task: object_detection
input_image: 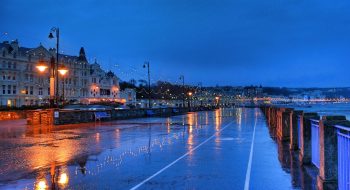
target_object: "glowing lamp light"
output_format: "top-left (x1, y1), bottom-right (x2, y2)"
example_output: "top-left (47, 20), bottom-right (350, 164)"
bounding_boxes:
top-left (36, 60), bottom-right (48, 72)
top-left (215, 96), bottom-right (220, 100)
top-left (36, 180), bottom-right (47, 190)
top-left (58, 173), bottom-right (69, 185)
top-left (188, 92), bottom-right (193, 96)
top-left (58, 65), bottom-right (68, 76)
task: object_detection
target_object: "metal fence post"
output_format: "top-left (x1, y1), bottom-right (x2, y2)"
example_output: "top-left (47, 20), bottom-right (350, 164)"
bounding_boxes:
top-left (291, 110), bottom-right (303, 150)
top-left (299, 112), bottom-right (319, 165)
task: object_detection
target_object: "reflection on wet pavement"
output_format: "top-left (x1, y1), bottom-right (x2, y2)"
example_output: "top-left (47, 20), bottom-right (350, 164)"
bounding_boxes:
top-left (0, 108), bottom-right (317, 189)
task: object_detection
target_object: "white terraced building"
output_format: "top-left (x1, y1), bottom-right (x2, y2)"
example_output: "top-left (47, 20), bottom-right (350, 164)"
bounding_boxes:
top-left (0, 40), bottom-right (121, 107)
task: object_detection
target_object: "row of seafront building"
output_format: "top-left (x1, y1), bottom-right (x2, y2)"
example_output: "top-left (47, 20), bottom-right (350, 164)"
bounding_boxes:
top-left (0, 39), bottom-right (266, 108)
top-left (0, 40), bottom-right (125, 107)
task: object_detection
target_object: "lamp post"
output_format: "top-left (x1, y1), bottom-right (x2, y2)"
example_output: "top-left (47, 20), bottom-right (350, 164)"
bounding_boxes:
top-left (188, 91), bottom-right (193, 109)
top-left (215, 96), bottom-right (220, 107)
top-left (179, 75), bottom-right (185, 107)
top-left (48, 27), bottom-right (60, 106)
top-left (36, 27), bottom-right (68, 107)
top-left (58, 64), bottom-right (68, 104)
top-left (143, 61), bottom-right (151, 108)
top-left (36, 58), bottom-right (54, 107)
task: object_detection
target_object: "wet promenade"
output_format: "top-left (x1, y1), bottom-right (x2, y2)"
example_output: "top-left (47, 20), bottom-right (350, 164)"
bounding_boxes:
top-left (0, 108), bottom-right (315, 189)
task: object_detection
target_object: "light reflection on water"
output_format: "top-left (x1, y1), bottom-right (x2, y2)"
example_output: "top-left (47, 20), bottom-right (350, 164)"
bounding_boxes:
top-left (0, 111), bottom-right (221, 189)
top-left (0, 108), bottom-right (317, 190)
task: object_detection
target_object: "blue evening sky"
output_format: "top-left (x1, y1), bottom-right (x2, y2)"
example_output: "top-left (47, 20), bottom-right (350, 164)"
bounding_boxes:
top-left (1, 0), bottom-right (350, 87)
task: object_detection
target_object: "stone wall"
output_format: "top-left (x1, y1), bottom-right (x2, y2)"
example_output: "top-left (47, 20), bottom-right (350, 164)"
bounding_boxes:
top-left (52, 107), bottom-right (196, 125)
top-left (0, 111), bottom-right (26, 120)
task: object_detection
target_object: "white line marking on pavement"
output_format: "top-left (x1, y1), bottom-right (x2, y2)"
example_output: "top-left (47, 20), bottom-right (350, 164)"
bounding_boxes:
top-left (244, 112), bottom-right (258, 190)
top-left (129, 121), bottom-right (234, 190)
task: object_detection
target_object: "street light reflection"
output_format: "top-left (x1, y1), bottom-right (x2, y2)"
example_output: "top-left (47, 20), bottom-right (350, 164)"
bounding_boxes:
top-left (36, 180), bottom-right (47, 190)
top-left (58, 172), bottom-right (69, 186)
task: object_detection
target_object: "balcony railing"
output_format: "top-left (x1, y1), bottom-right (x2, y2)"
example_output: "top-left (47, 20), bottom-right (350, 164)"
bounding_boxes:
top-left (335, 125), bottom-right (350, 190)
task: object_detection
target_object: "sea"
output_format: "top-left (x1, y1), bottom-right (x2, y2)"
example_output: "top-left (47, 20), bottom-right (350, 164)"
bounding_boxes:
top-left (285, 102), bottom-right (350, 120)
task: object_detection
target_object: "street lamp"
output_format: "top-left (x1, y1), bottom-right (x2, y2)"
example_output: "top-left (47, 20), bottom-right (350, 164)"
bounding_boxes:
top-left (36, 60), bottom-right (48, 72)
top-left (215, 96), bottom-right (220, 107)
top-left (49, 27), bottom-right (60, 106)
top-left (143, 61), bottom-right (151, 108)
top-left (188, 91), bottom-right (193, 108)
top-left (179, 75), bottom-right (185, 107)
top-left (58, 64), bottom-right (68, 103)
top-left (36, 57), bottom-right (55, 107)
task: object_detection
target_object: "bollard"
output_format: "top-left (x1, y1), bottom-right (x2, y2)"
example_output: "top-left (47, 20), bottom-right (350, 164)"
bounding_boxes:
top-left (290, 110), bottom-right (303, 150)
top-left (317, 116), bottom-right (347, 190)
top-left (299, 112), bottom-right (319, 165)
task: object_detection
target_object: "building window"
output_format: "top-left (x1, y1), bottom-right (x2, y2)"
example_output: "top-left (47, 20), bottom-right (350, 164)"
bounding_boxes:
top-left (7, 85), bottom-right (11, 94)
top-left (39, 88), bottom-right (43, 95)
top-left (2, 85), bottom-right (5, 94)
top-left (12, 73), bottom-right (16, 80)
top-left (2, 51), bottom-right (5, 57)
top-left (7, 62), bottom-right (11, 69)
top-left (25, 86), bottom-right (28, 95)
top-left (25, 74), bottom-right (29, 80)
top-left (7, 73), bottom-right (11, 80)
top-left (30, 74), bottom-right (33, 82)
top-left (13, 85), bottom-right (16, 94)
top-left (2, 73), bottom-right (5, 80)
top-left (48, 88), bottom-right (50, 95)
top-left (30, 86), bottom-right (33, 95)
top-left (13, 62), bottom-right (17, 69)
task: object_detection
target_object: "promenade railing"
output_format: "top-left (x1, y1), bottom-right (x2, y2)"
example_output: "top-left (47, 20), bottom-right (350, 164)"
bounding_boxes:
top-left (310, 119), bottom-right (320, 168)
top-left (335, 125), bottom-right (350, 190)
top-left (297, 115), bottom-right (301, 149)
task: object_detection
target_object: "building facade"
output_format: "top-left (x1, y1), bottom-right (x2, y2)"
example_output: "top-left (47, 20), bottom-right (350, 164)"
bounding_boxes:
top-left (0, 40), bottom-right (120, 107)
